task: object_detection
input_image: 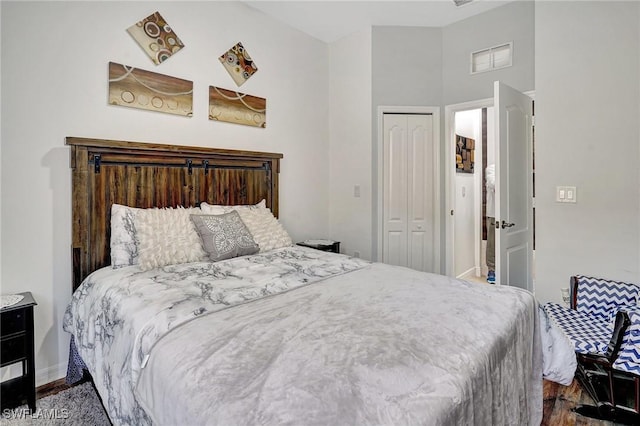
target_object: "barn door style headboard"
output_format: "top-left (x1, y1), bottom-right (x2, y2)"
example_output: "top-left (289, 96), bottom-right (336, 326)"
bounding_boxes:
top-left (66, 137), bottom-right (283, 291)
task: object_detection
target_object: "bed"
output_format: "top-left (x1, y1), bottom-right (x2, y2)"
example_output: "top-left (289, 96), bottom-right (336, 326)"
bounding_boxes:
top-left (62, 137), bottom-right (544, 425)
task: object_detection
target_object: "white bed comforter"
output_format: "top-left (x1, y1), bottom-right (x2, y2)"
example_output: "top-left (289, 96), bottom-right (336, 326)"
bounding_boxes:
top-left (64, 246), bottom-right (544, 426)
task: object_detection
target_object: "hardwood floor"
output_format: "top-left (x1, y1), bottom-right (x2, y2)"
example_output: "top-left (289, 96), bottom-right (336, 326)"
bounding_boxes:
top-left (35, 378), bottom-right (72, 399)
top-left (543, 379), bottom-right (620, 426)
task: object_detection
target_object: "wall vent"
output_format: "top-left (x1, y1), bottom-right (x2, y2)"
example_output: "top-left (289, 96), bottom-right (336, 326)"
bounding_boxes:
top-left (470, 42), bottom-right (513, 74)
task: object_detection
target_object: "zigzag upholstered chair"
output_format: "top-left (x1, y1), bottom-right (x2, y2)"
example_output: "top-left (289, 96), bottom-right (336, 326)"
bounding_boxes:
top-left (544, 275), bottom-right (640, 424)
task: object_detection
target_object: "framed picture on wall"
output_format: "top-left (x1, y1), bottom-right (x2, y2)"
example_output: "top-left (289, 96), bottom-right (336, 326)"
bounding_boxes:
top-left (218, 42), bottom-right (258, 87)
top-left (208, 85), bottom-right (265, 128)
top-left (456, 134), bottom-right (475, 173)
top-left (127, 11), bottom-right (185, 65)
top-left (108, 62), bottom-right (193, 117)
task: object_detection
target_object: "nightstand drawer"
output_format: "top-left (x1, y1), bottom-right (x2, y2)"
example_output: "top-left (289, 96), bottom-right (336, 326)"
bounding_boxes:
top-left (1, 333), bottom-right (27, 366)
top-left (0, 309), bottom-right (27, 336)
top-left (1, 292), bottom-right (37, 411)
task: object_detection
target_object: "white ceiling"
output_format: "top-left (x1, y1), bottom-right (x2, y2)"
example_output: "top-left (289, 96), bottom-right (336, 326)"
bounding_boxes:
top-left (244, 0), bottom-right (517, 43)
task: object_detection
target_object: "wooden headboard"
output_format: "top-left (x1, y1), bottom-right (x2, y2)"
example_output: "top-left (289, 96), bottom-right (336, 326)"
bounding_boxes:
top-left (66, 137), bottom-right (283, 291)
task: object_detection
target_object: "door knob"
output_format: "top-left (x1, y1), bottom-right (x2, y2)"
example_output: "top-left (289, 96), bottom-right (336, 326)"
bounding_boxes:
top-left (500, 220), bottom-right (515, 229)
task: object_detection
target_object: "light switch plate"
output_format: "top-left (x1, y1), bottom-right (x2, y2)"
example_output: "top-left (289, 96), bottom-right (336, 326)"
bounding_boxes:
top-left (556, 186), bottom-right (577, 203)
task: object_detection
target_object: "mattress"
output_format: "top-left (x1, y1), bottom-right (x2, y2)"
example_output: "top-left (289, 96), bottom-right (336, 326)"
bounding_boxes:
top-left (64, 246), bottom-right (543, 425)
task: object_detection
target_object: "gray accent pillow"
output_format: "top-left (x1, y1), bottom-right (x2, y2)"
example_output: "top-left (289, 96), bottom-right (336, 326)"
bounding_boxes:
top-left (190, 211), bottom-right (259, 262)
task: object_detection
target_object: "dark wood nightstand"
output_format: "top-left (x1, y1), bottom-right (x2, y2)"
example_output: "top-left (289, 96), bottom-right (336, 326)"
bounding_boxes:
top-left (297, 240), bottom-right (340, 253)
top-left (1, 292), bottom-right (37, 411)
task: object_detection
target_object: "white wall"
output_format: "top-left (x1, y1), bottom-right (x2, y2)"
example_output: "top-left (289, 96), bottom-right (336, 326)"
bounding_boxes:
top-left (368, 3), bottom-right (533, 268)
top-left (329, 29), bottom-right (372, 258)
top-left (442, 0), bottom-right (535, 105)
top-left (1, 1), bottom-right (330, 385)
top-left (371, 26), bottom-right (443, 261)
top-left (371, 26), bottom-right (443, 108)
top-left (534, 1), bottom-right (640, 302)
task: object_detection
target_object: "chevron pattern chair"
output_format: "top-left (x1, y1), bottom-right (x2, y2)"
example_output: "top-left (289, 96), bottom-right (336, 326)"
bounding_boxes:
top-left (613, 305), bottom-right (640, 375)
top-left (544, 275), bottom-right (640, 424)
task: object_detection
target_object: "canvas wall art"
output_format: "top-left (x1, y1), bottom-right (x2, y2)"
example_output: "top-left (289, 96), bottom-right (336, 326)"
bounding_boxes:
top-left (209, 86), bottom-right (265, 128)
top-left (456, 134), bottom-right (475, 173)
top-left (127, 11), bottom-right (184, 65)
top-left (108, 62), bottom-right (193, 117)
top-left (218, 42), bottom-right (258, 87)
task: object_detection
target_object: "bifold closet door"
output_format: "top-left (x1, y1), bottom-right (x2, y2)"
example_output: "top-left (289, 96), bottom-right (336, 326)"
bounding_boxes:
top-left (382, 113), bottom-right (435, 272)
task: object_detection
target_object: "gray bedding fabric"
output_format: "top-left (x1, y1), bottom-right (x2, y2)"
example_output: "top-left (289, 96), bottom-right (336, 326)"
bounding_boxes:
top-left (65, 246), bottom-right (543, 426)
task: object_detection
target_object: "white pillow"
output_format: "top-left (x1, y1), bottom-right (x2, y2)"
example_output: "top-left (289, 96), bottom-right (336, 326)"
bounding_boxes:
top-left (240, 208), bottom-right (293, 252)
top-left (200, 200), bottom-right (292, 252)
top-left (110, 204), bottom-right (141, 268)
top-left (134, 207), bottom-right (207, 270)
top-left (199, 199), bottom-right (266, 215)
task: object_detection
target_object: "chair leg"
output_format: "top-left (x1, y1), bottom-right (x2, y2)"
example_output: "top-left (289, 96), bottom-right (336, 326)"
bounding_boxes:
top-left (573, 404), bottom-right (640, 425)
top-left (574, 363), bottom-right (604, 407)
top-left (573, 367), bottom-right (640, 425)
top-left (635, 377), bottom-right (640, 413)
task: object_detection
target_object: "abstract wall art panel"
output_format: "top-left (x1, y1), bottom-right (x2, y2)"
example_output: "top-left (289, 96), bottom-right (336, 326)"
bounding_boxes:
top-left (209, 86), bottom-right (266, 128)
top-left (127, 11), bottom-right (184, 65)
top-left (218, 42), bottom-right (258, 87)
top-left (456, 134), bottom-right (475, 173)
top-left (108, 62), bottom-right (193, 117)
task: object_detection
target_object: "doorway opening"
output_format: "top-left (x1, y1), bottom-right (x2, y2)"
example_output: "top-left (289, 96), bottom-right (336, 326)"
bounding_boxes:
top-left (445, 88), bottom-right (536, 289)
top-left (453, 107), bottom-right (494, 284)
top-left (444, 97), bottom-right (493, 280)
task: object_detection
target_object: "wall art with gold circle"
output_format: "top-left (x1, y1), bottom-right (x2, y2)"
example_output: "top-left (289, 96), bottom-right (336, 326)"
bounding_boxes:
top-left (127, 11), bottom-right (185, 65)
top-left (218, 42), bottom-right (258, 87)
top-left (209, 85), bottom-right (265, 128)
top-left (109, 62), bottom-right (193, 117)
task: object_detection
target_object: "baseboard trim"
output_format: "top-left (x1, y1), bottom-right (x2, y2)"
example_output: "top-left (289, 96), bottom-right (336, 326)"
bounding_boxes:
top-left (36, 377), bottom-right (71, 399)
top-left (456, 266), bottom-right (477, 279)
top-left (36, 363), bottom-right (67, 388)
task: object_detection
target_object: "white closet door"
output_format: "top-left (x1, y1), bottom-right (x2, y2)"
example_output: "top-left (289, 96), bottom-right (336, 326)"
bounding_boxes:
top-left (407, 115), bottom-right (434, 272)
top-left (383, 113), bottom-right (435, 272)
top-left (383, 114), bottom-right (408, 267)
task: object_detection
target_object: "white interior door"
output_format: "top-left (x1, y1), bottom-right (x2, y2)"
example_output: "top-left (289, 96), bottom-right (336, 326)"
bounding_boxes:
top-left (494, 81), bottom-right (533, 291)
top-left (383, 114), bottom-right (409, 267)
top-left (383, 113), bottom-right (435, 272)
top-left (407, 115), bottom-right (435, 272)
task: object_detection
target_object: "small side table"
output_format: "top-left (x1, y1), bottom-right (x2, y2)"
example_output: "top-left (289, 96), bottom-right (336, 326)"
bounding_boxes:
top-left (1, 291), bottom-right (37, 411)
top-left (297, 239), bottom-right (340, 254)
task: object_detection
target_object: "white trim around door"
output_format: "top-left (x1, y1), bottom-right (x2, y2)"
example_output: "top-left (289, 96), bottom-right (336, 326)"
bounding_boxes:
top-left (444, 91), bottom-right (535, 279)
top-left (375, 105), bottom-right (441, 274)
top-left (444, 98), bottom-right (493, 277)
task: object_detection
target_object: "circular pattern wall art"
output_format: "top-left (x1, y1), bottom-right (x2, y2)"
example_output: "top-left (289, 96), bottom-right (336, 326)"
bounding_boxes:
top-left (209, 86), bottom-right (265, 128)
top-left (109, 62), bottom-right (193, 117)
top-left (127, 11), bottom-right (185, 65)
top-left (219, 42), bottom-right (258, 87)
